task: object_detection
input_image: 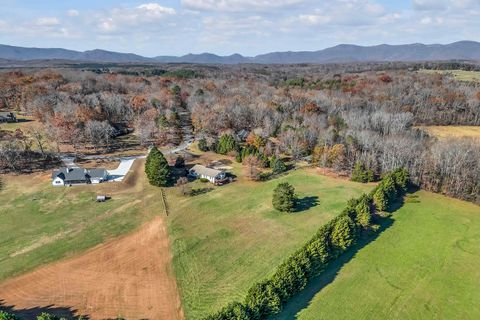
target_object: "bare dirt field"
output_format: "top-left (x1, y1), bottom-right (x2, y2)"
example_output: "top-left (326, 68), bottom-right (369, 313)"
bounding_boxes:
top-left (0, 216), bottom-right (184, 320)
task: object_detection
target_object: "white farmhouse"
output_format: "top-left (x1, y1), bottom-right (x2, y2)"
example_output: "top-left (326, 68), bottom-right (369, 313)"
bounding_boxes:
top-left (52, 167), bottom-right (108, 186)
top-left (189, 164), bottom-right (227, 185)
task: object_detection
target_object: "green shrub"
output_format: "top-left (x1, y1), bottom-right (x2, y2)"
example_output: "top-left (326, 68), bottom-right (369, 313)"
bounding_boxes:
top-left (217, 134), bottom-right (237, 155)
top-left (393, 168), bottom-right (410, 191)
top-left (245, 280), bottom-right (282, 318)
top-left (355, 195), bottom-right (372, 228)
top-left (331, 215), bottom-right (357, 251)
top-left (198, 138), bottom-right (209, 152)
top-left (200, 178), bottom-right (209, 183)
top-left (205, 302), bottom-right (251, 320)
top-left (271, 156), bottom-right (287, 174)
top-left (36, 313), bottom-right (61, 320)
top-left (0, 311), bottom-right (20, 320)
top-left (373, 188), bottom-right (388, 211)
top-left (351, 162), bottom-right (375, 183)
top-left (272, 182), bottom-right (297, 212)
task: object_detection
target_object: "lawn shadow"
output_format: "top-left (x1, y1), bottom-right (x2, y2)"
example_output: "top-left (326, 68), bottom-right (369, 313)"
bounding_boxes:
top-left (387, 185), bottom-right (419, 213)
top-left (0, 300), bottom-right (88, 319)
top-left (15, 118), bottom-right (34, 124)
top-left (295, 196), bottom-right (319, 212)
top-left (269, 216), bottom-right (395, 320)
top-left (190, 187), bottom-right (214, 196)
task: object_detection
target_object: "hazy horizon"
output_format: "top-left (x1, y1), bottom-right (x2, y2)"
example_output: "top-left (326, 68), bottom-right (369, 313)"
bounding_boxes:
top-left (0, 0), bottom-right (479, 56)
top-left (1, 40), bottom-right (479, 58)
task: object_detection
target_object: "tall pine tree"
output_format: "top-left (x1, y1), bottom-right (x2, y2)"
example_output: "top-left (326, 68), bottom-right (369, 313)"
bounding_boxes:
top-left (145, 146), bottom-right (170, 187)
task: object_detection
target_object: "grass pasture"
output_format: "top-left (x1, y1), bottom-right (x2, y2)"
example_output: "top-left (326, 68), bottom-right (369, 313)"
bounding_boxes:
top-left (420, 69), bottom-right (480, 82)
top-left (418, 125), bottom-right (480, 140)
top-left (0, 159), bottom-right (161, 281)
top-left (275, 190), bottom-right (480, 320)
top-left (166, 158), bottom-right (373, 319)
top-left (0, 114), bottom-right (38, 132)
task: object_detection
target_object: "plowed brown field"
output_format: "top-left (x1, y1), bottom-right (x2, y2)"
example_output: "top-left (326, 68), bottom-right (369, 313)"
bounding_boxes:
top-left (0, 215), bottom-right (184, 320)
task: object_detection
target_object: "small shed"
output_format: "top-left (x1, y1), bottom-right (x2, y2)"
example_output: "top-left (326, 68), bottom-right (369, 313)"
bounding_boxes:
top-left (96, 195), bottom-right (107, 202)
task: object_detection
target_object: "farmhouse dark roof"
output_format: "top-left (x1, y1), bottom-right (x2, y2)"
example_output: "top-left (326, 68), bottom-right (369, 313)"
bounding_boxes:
top-left (88, 168), bottom-right (107, 179)
top-left (52, 167), bottom-right (107, 182)
top-left (52, 168), bottom-right (88, 181)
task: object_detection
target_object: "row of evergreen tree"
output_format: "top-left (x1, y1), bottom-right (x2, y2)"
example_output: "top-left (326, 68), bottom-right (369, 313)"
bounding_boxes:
top-left (0, 311), bottom-right (80, 320)
top-left (204, 168), bottom-right (410, 320)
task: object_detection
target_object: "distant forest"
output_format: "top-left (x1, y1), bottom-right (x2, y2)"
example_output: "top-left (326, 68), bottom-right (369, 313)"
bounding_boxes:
top-left (0, 61), bottom-right (479, 203)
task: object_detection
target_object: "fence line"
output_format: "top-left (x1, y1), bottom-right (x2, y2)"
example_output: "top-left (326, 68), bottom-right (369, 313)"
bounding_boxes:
top-left (160, 188), bottom-right (169, 216)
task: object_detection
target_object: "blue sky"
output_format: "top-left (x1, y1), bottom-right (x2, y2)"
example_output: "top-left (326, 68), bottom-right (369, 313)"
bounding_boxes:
top-left (0, 0), bottom-right (479, 56)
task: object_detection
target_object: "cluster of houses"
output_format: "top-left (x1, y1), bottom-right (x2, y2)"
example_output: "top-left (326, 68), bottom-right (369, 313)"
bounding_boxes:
top-left (52, 167), bottom-right (108, 186)
top-left (0, 112), bottom-right (17, 123)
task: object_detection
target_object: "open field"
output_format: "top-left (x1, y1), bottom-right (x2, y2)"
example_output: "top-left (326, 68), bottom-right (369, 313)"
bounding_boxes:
top-left (0, 160), bottom-right (148, 281)
top-left (0, 114), bottom-right (39, 132)
top-left (0, 160), bottom-right (183, 319)
top-left (277, 190), bottom-right (480, 319)
top-left (418, 126), bottom-right (480, 140)
top-left (420, 69), bottom-right (480, 82)
top-left (166, 154), bottom-right (373, 319)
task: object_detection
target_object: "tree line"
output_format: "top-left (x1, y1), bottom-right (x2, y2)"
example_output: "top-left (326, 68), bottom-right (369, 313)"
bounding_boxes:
top-left (1, 64), bottom-right (478, 202)
top-left (0, 311), bottom-right (85, 320)
top-left (204, 169), bottom-right (410, 319)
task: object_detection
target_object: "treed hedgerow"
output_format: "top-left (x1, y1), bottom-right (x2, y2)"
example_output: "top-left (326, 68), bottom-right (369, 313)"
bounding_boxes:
top-left (204, 168), bottom-right (409, 320)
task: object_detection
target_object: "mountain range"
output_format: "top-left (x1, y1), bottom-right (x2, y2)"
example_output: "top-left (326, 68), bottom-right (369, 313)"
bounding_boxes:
top-left (1, 41), bottom-right (480, 64)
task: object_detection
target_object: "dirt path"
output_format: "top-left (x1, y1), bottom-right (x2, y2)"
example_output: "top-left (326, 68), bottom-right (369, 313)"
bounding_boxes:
top-left (0, 216), bottom-right (184, 320)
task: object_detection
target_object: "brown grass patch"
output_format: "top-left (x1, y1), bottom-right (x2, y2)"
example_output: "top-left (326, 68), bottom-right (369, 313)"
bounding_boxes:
top-left (0, 217), bottom-right (184, 320)
top-left (418, 126), bottom-right (480, 140)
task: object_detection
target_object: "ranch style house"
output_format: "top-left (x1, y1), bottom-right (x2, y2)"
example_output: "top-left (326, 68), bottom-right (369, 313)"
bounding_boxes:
top-left (52, 167), bottom-right (108, 186)
top-left (189, 164), bottom-right (228, 185)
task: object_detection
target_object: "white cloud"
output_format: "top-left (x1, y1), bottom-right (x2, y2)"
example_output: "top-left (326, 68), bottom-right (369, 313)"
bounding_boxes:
top-left (94, 3), bottom-right (176, 34)
top-left (295, 0), bottom-right (386, 27)
top-left (181, 0), bottom-right (306, 12)
top-left (137, 3), bottom-right (176, 15)
top-left (35, 17), bottom-right (60, 27)
top-left (67, 10), bottom-right (80, 17)
top-left (298, 14), bottom-right (331, 25)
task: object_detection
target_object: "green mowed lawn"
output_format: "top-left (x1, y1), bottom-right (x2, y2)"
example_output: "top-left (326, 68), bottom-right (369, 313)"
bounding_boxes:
top-left (166, 168), bottom-right (372, 319)
top-left (289, 190), bottom-right (480, 320)
top-left (0, 162), bottom-right (158, 281)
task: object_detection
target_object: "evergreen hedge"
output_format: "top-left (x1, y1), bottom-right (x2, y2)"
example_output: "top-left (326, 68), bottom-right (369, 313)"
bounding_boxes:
top-left (204, 168), bottom-right (410, 320)
top-left (351, 162), bottom-right (376, 183)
